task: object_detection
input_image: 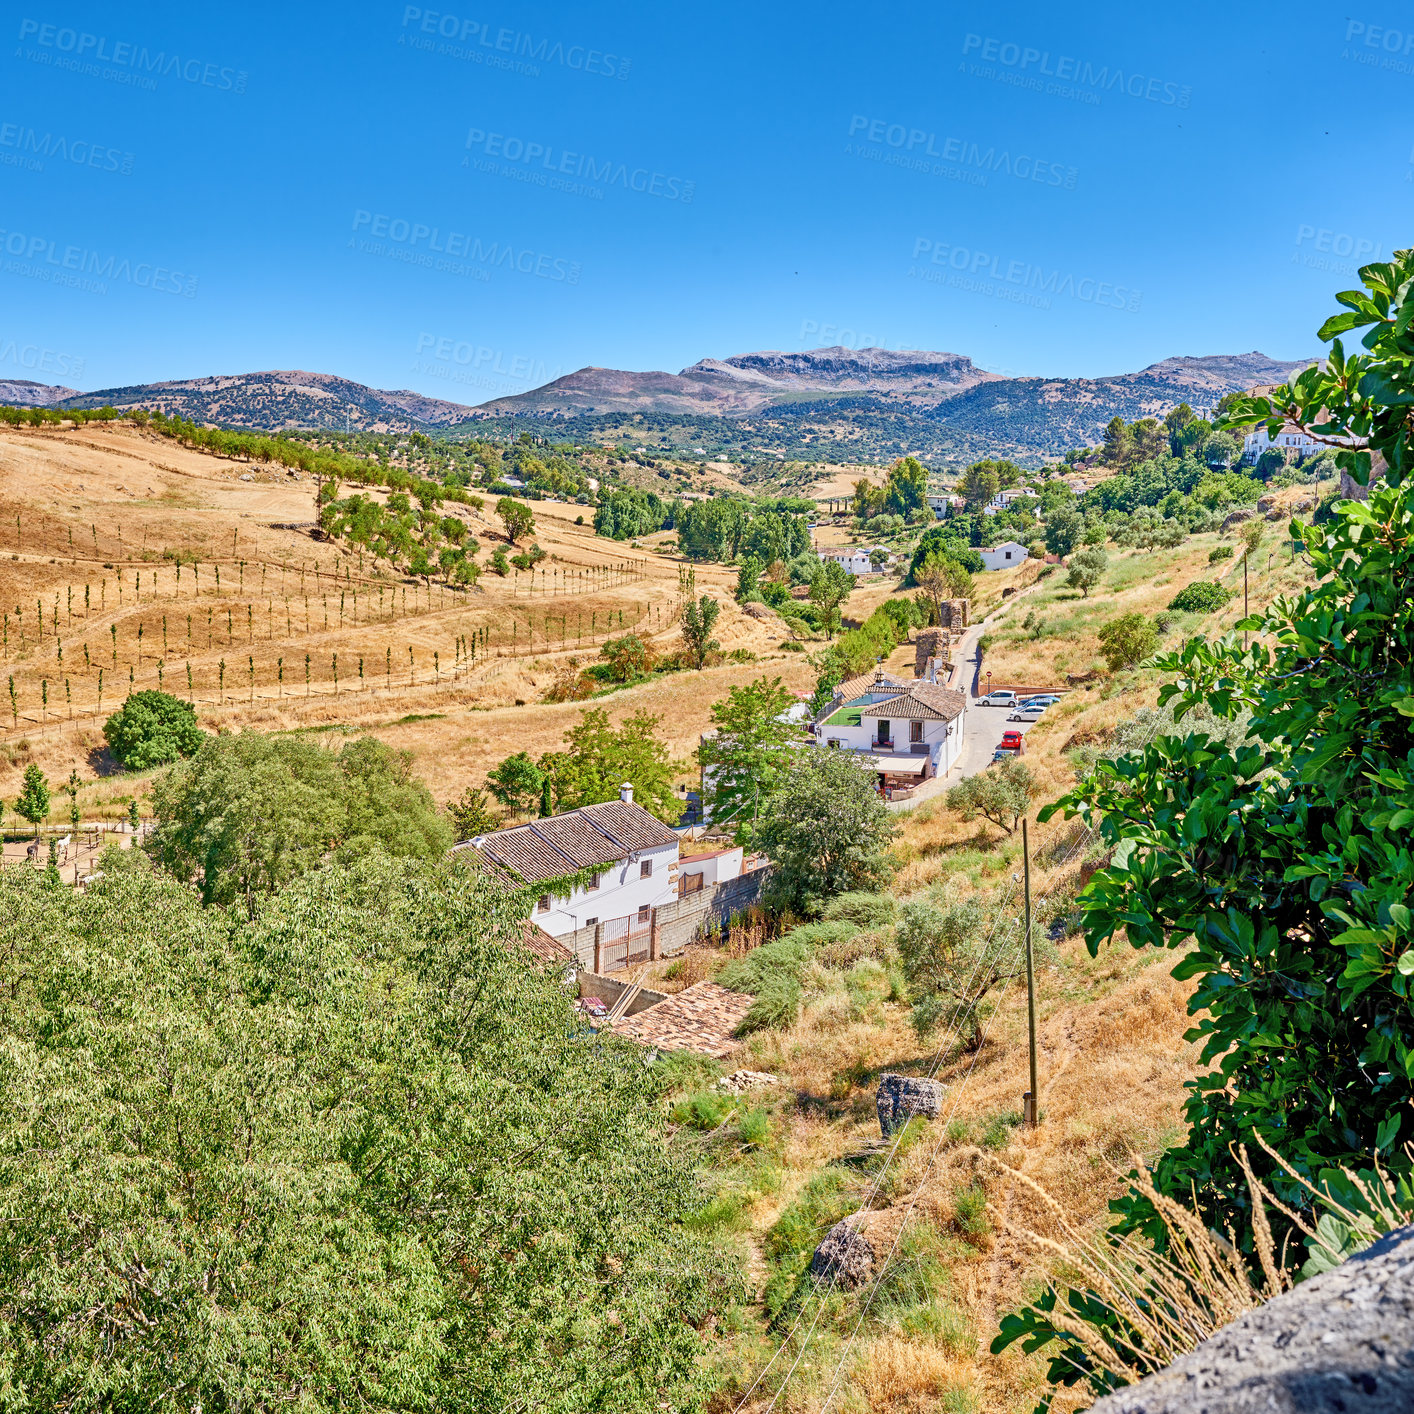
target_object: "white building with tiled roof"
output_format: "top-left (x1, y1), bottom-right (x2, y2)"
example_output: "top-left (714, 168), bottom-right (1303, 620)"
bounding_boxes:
top-left (812, 669), bottom-right (967, 793)
top-left (458, 785), bottom-right (681, 939)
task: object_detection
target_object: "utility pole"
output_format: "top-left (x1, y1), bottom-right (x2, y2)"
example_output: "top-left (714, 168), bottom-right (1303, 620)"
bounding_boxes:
top-left (1022, 816), bottom-right (1039, 1128)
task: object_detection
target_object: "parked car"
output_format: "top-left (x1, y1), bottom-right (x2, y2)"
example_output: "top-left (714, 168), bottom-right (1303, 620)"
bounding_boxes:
top-left (999, 731), bottom-right (1025, 753)
top-left (992, 747), bottom-right (1016, 761)
top-left (1019, 694), bottom-right (1061, 709)
top-left (1009, 704), bottom-right (1047, 722)
top-left (978, 690), bottom-right (1017, 707)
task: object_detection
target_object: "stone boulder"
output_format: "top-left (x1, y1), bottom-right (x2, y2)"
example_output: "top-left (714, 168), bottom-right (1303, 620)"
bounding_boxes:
top-left (1089, 1226), bottom-right (1414, 1413)
top-left (1222, 508), bottom-right (1258, 531)
top-left (810, 1220), bottom-right (874, 1289)
top-left (1256, 494), bottom-right (1278, 512)
top-left (876, 1072), bottom-right (946, 1136)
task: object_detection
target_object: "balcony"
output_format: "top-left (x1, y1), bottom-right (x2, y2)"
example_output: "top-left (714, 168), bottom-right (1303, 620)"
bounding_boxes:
top-left (872, 738), bottom-right (928, 754)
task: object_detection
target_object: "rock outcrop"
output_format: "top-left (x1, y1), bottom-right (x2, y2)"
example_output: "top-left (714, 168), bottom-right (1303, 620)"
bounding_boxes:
top-left (810, 1220), bottom-right (875, 1289)
top-left (1089, 1226), bottom-right (1414, 1413)
top-left (876, 1072), bottom-right (946, 1136)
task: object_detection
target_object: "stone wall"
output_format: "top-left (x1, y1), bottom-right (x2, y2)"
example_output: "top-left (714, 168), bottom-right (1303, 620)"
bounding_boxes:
top-left (558, 867), bottom-right (771, 971)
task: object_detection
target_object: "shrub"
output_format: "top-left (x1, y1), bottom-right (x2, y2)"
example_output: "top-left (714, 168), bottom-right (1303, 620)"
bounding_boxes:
top-left (1167, 579), bottom-right (1234, 612)
top-left (103, 690), bottom-right (204, 770)
top-left (737, 976), bottom-right (801, 1034)
top-left (821, 891), bottom-right (898, 929)
top-left (1208, 545), bottom-right (1234, 564)
top-left (1097, 613), bottom-right (1160, 671)
top-left (671, 1089), bottom-right (734, 1130)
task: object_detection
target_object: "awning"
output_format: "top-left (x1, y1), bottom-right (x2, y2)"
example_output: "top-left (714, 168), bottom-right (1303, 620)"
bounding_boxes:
top-left (862, 754), bottom-right (928, 775)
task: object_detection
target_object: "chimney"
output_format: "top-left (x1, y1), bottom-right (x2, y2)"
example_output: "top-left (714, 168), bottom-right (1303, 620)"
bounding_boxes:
top-left (620, 782), bottom-right (634, 804)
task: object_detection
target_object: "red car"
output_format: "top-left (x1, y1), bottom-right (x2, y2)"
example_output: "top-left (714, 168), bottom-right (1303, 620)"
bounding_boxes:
top-left (999, 731), bottom-right (1025, 754)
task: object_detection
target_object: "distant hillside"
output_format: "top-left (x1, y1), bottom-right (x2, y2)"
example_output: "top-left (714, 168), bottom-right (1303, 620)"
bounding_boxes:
top-left (3, 348), bottom-right (1313, 468)
top-left (57, 371), bottom-right (477, 433)
top-left (475, 346), bottom-right (999, 417)
top-left (461, 351), bottom-right (1315, 468)
top-left (0, 378), bottom-right (80, 408)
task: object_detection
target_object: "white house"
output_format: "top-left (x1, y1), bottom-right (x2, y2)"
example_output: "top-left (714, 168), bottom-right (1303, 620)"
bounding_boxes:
top-left (812, 669), bottom-right (966, 793)
top-left (927, 493), bottom-right (965, 519)
top-left (817, 546), bottom-right (877, 575)
top-left (676, 844), bottom-right (744, 897)
top-left (979, 540), bottom-right (1030, 571)
top-left (1241, 424), bottom-right (1340, 463)
top-left (460, 785), bottom-right (681, 938)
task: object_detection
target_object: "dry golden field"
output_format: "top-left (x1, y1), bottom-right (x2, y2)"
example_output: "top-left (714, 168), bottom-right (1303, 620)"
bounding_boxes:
top-left (0, 421), bottom-right (819, 819)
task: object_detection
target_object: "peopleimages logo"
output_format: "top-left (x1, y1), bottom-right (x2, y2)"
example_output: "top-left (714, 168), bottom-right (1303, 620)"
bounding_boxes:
top-left (908, 238), bottom-right (1142, 312)
top-left (0, 338), bottom-right (85, 379)
top-left (0, 227), bottom-right (198, 297)
top-left (1341, 19), bottom-right (1414, 74)
top-left (16, 19), bottom-right (247, 92)
top-left (0, 120), bottom-right (134, 175)
top-left (959, 34), bottom-right (1191, 107)
top-left (350, 210), bottom-right (581, 283)
top-left (463, 127), bottom-right (694, 202)
top-left (845, 115), bottom-right (1078, 188)
top-left (398, 8), bottom-right (630, 79)
top-left (413, 333), bottom-right (564, 390)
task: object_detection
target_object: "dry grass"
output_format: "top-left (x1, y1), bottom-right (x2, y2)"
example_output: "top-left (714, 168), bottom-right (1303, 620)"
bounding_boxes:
top-left (853, 1338), bottom-right (974, 1412)
top-left (0, 422), bottom-right (815, 813)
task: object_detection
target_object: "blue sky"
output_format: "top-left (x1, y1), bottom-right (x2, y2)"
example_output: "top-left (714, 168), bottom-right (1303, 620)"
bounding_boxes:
top-left (1, 0), bottom-right (1410, 402)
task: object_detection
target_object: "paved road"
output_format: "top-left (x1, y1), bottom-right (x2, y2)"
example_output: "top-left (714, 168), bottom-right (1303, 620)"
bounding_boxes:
top-left (886, 584), bottom-right (1046, 812)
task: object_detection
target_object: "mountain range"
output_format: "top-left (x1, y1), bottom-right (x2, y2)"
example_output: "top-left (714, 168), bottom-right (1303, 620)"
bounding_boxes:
top-left (7, 347), bottom-right (1313, 466)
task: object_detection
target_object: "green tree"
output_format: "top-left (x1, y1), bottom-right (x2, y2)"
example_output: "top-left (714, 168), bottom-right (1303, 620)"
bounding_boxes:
top-left (1101, 415), bottom-right (1133, 468)
top-left (1008, 252), bottom-right (1414, 1410)
top-left (680, 594), bottom-right (721, 668)
top-left (884, 455), bottom-right (929, 517)
top-left (807, 560), bottom-right (854, 639)
top-left (486, 751), bottom-right (545, 816)
top-left (959, 462), bottom-right (1001, 510)
top-left (945, 757), bottom-right (1034, 834)
top-left (0, 859), bottom-right (736, 1412)
top-left (1066, 545), bottom-right (1108, 597)
top-left (697, 676), bottom-right (802, 844)
top-left (599, 634), bottom-right (655, 682)
top-left (150, 733), bottom-right (451, 913)
top-left (896, 892), bottom-right (1032, 1048)
top-left (496, 496), bottom-right (536, 544)
top-left (15, 764), bottom-right (49, 840)
top-left (103, 689), bottom-right (204, 770)
top-left (1167, 579), bottom-right (1233, 612)
top-left (1043, 505), bottom-right (1084, 558)
top-left (756, 748), bottom-right (895, 911)
top-left (1097, 612), bottom-right (1160, 671)
top-left (540, 709), bottom-right (683, 823)
top-left (913, 551), bottom-right (972, 624)
top-left (734, 555), bottom-right (763, 603)
top-left (1202, 430), bottom-right (1239, 468)
top-left (445, 784), bottom-right (498, 839)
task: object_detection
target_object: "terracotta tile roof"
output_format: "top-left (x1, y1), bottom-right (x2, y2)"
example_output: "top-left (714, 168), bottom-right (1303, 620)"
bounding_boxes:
top-left (531, 814), bottom-right (627, 869)
top-left (518, 919), bottom-right (575, 963)
top-left (835, 671), bottom-right (912, 702)
top-left (470, 799), bottom-right (679, 885)
top-left (477, 825), bottom-right (579, 885)
top-left (615, 982), bottom-right (754, 1059)
top-left (576, 800), bottom-right (679, 852)
top-left (860, 682), bottom-right (966, 722)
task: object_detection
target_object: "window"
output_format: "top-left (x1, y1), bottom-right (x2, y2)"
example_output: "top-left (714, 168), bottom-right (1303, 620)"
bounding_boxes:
top-left (828, 738), bottom-right (842, 749)
top-left (640, 859), bottom-right (652, 878)
top-left (537, 895), bottom-right (551, 913)
top-left (876, 719), bottom-right (891, 744)
top-left (637, 905), bottom-right (651, 923)
top-left (910, 720), bottom-right (924, 744)
top-left (587, 872), bottom-right (601, 891)
top-left (1005, 550), bottom-right (1013, 561)
top-left (584, 917), bottom-right (597, 928)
